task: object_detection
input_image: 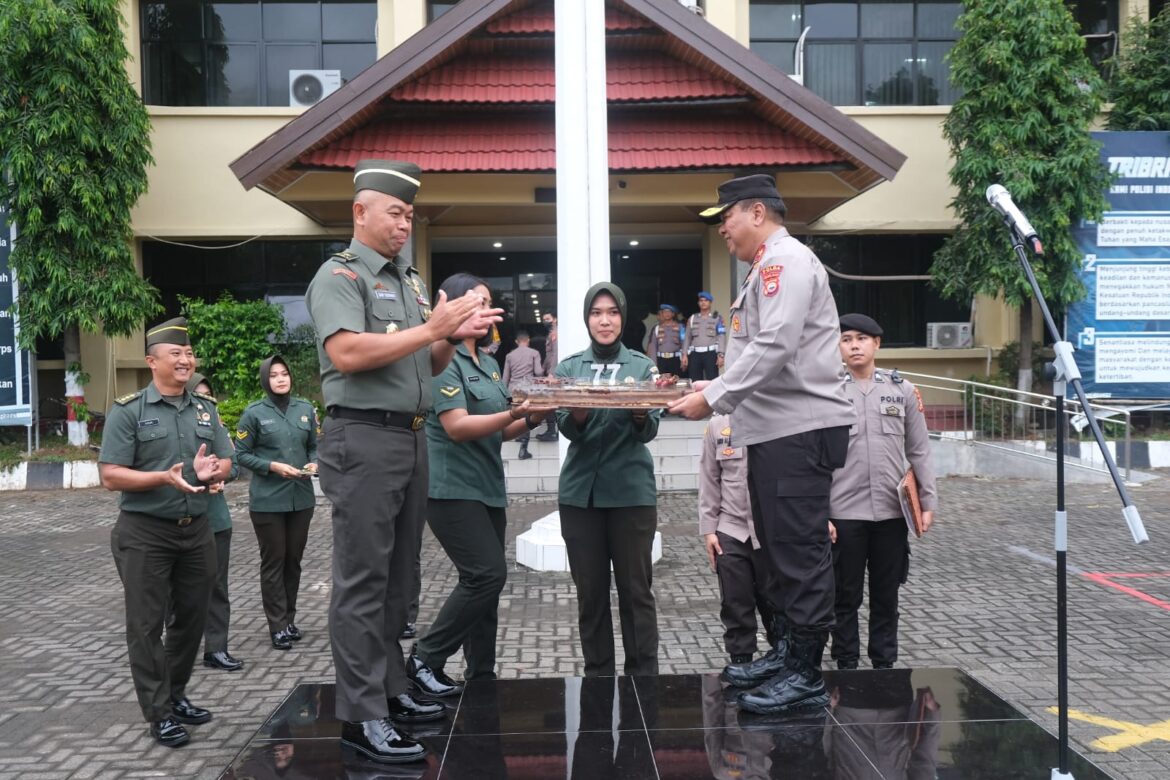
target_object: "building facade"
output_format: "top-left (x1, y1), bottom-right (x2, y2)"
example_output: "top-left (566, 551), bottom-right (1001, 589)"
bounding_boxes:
top-left (50, 0), bottom-right (1151, 413)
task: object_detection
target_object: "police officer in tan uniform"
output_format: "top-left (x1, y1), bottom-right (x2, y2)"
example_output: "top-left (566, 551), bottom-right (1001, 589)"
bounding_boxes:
top-left (829, 313), bottom-right (937, 670)
top-left (697, 414), bottom-right (775, 682)
top-left (683, 292), bottom-right (725, 381)
top-left (305, 159), bottom-right (501, 764)
top-left (670, 174), bottom-right (855, 717)
top-left (646, 303), bottom-right (684, 375)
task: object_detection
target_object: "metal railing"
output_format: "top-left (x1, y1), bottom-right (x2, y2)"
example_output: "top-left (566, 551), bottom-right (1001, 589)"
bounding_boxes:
top-left (896, 371), bottom-right (1132, 482)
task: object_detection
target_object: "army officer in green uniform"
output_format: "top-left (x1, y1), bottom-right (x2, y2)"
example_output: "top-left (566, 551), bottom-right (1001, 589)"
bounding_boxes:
top-left (306, 159), bottom-right (501, 764)
top-left (555, 281), bottom-right (662, 677)
top-left (99, 317), bottom-right (234, 748)
top-left (234, 355), bottom-right (318, 651)
top-left (407, 273), bottom-right (546, 695)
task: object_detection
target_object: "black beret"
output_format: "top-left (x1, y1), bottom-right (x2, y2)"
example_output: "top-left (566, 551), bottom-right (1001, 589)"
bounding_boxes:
top-left (839, 313), bottom-right (883, 337)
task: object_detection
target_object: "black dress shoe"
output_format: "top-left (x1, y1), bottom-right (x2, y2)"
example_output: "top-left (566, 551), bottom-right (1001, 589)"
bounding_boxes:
top-left (341, 718), bottom-right (427, 764)
top-left (285, 623), bottom-right (303, 641)
top-left (171, 697), bottom-right (212, 725)
top-left (535, 430), bottom-right (559, 442)
top-left (406, 649), bottom-right (464, 698)
top-left (272, 629), bottom-right (293, 650)
top-left (387, 692), bottom-right (445, 723)
top-left (150, 717), bottom-right (189, 747)
top-left (203, 650), bottom-right (244, 671)
top-left (398, 622), bottom-right (417, 639)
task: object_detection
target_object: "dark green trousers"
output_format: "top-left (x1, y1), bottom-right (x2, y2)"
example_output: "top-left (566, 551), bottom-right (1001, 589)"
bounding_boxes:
top-left (416, 499), bottom-right (507, 680)
top-left (110, 510), bottom-right (216, 722)
top-left (250, 508), bottom-right (314, 633)
top-left (559, 505), bottom-right (659, 676)
top-left (319, 418), bottom-right (427, 722)
top-left (203, 528), bottom-right (233, 653)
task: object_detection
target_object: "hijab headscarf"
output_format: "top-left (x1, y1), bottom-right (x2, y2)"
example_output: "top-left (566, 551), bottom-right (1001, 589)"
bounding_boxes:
top-left (582, 281), bottom-right (627, 362)
top-left (259, 355), bottom-right (291, 413)
top-left (184, 372), bottom-right (213, 398)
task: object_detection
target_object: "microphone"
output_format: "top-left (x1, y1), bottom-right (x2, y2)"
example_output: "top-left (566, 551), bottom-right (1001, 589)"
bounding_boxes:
top-left (986, 184), bottom-right (1044, 255)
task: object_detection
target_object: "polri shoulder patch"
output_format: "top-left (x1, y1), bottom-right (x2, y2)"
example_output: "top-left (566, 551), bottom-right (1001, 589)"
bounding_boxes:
top-left (114, 391), bottom-right (142, 405)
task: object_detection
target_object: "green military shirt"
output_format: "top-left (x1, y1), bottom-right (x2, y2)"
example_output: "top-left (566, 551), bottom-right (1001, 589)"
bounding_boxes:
top-left (554, 344), bottom-right (661, 509)
top-left (235, 397), bottom-right (319, 513)
top-left (206, 463), bottom-right (239, 533)
top-left (427, 346), bottom-right (509, 508)
top-left (305, 238), bottom-right (433, 413)
top-left (99, 384), bottom-right (234, 519)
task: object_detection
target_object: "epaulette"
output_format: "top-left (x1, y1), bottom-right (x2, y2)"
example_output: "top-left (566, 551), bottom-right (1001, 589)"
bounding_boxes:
top-left (114, 390), bottom-right (142, 405)
top-left (890, 369), bottom-right (904, 384)
top-left (331, 250), bottom-right (360, 263)
top-left (192, 391), bottom-right (218, 404)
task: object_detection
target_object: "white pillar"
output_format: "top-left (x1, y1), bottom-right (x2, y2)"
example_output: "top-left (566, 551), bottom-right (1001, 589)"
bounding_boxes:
top-left (554, 0), bottom-right (610, 359)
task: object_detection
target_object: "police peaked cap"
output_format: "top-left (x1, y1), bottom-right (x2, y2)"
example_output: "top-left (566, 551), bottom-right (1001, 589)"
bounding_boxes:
top-left (699, 174), bottom-right (787, 224)
top-left (353, 159), bottom-right (422, 204)
top-left (839, 313), bottom-right (883, 337)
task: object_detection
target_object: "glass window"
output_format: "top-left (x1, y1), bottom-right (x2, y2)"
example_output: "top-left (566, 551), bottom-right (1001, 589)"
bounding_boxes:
top-left (806, 43), bottom-right (857, 106)
top-left (749, 0), bottom-right (961, 105)
top-left (141, 0), bottom-right (375, 106)
top-left (427, 2), bottom-right (458, 23)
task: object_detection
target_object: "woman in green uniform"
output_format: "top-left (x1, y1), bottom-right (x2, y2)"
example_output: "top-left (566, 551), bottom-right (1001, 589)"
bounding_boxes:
top-left (555, 281), bottom-right (661, 677)
top-left (184, 372), bottom-right (244, 672)
top-left (235, 355), bottom-right (319, 651)
top-left (406, 273), bottom-right (544, 696)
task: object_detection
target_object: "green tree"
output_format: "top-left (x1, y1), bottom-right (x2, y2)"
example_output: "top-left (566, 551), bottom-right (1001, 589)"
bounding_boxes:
top-left (181, 293), bottom-right (286, 404)
top-left (1107, 8), bottom-right (1170, 131)
top-left (0, 0), bottom-right (158, 445)
top-left (934, 0), bottom-right (1110, 399)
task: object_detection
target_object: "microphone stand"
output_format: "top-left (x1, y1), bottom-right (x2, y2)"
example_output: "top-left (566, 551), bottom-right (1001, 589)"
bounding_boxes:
top-left (998, 216), bottom-right (1148, 780)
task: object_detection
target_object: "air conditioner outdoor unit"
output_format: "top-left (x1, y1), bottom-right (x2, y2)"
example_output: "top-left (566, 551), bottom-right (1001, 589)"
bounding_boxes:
top-left (289, 69), bottom-right (341, 107)
top-left (926, 322), bottom-right (973, 349)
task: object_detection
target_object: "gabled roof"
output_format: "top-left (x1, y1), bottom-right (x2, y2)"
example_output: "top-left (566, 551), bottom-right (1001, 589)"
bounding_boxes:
top-left (230, 0), bottom-right (906, 222)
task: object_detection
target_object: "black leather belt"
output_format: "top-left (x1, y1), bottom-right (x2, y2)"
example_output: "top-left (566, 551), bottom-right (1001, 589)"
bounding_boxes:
top-left (329, 406), bottom-right (426, 431)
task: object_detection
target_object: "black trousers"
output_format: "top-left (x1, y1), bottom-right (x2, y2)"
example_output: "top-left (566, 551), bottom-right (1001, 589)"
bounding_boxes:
top-left (687, 350), bottom-right (719, 381)
top-left (559, 505), bottom-right (659, 676)
top-left (110, 511), bottom-right (216, 722)
top-left (655, 356), bottom-right (682, 376)
top-left (250, 508), bottom-right (314, 633)
top-left (746, 427), bottom-right (849, 637)
top-left (319, 418), bottom-right (427, 722)
top-left (714, 531), bottom-right (775, 658)
top-left (830, 517), bottom-right (909, 667)
top-left (417, 500), bottom-right (507, 680)
top-left (203, 528), bottom-right (233, 653)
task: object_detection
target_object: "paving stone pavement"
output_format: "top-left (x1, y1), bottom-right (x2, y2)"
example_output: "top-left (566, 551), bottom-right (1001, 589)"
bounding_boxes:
top-left (2, 475), bottom-right (1170, 779)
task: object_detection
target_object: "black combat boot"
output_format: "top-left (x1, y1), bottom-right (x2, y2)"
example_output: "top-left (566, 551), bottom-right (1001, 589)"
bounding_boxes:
top-left (737, 631), bottom-right (830, 716)
top-left (721, 615), bottom-right (789, 688)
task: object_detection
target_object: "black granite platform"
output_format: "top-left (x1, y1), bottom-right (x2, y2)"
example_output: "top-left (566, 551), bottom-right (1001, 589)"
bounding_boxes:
top-left (218, 668), bottom-right (1114, 779)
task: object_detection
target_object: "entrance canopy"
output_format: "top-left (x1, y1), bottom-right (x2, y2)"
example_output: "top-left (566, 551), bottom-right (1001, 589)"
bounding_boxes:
top-left (230, 0), bottom-right (906, 228)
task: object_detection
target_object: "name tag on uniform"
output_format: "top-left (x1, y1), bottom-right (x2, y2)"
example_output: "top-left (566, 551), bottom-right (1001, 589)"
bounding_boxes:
top-left (468, 375), bottom-right (480, 382)
top-left (137, 419), bottom-right (160, 427)
top-left (196, 419), bottom-right (212, 427)
top-left (375, 290), bottom-right (397, 300)
top-left (260, 419), bottom-right (275, 425)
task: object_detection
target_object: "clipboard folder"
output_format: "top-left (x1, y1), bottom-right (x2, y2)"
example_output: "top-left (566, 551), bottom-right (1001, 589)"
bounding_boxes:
top-left (898, 468), bottom-right (927, 538)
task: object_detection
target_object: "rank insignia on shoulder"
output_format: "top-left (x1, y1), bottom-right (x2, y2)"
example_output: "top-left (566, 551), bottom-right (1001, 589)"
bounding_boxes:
top-left (236, 430), bottom-right (249, 439)
top-left (890, 369), bottom-right (903, 384)
top-left (332, 267), bottom-right (359, 280)
top-left (332, 250), bottom-right (359, 262)
top-left (114, 391), bottom-right (142, 405)
top-left (439, 386), bottom-right (461, 397)
top-left (193, 391), bottom-right (217, 403)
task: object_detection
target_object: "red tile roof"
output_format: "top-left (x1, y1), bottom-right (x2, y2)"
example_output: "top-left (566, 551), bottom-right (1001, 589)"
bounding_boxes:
top-left (484, 4), bottom-right (653, 34)
top-left (300, 114), bottom-right (844, 172)
top-left (390, 51), bottom-right (744, 103)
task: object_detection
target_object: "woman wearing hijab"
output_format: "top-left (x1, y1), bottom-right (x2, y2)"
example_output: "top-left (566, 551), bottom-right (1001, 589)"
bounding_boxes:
top-left (235, 356), bottom-right (319, 650)
top-left (554, 282), bottom-right (662, 677)
top-left (405, 273), bottom-right (545, 696)
top-left (183, 371), bottom-right (244, 671)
